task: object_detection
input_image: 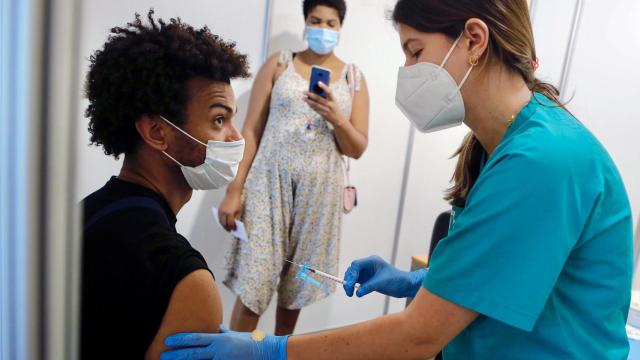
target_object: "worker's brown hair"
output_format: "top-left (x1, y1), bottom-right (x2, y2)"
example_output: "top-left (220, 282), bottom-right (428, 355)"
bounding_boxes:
top-left (392, 0), bottom-right (564, 206)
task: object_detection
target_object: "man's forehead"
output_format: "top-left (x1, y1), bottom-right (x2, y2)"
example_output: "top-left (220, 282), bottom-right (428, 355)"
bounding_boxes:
top-left (189, 78), bottom-right (236, 108)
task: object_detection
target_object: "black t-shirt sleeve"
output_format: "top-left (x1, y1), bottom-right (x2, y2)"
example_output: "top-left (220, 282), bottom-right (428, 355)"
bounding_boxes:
top-left (137, 230), bottom-right (213, 325)
top-left (81, 179), bottom-right (217, 358)
top-left (157, 241), bottom-right (213, 319)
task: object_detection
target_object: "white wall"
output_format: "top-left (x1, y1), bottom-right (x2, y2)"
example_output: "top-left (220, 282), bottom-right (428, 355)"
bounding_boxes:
top-left (73, 0), bottom-right (270, 330)
top-left (563, 0), bottom-right (640, 230)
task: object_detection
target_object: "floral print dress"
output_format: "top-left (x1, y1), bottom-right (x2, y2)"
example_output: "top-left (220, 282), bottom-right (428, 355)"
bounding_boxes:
top-left (224, 50), bottom-right (361, 315)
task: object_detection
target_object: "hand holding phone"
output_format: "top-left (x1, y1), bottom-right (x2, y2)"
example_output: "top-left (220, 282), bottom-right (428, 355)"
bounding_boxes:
top-left (305, 65), bottom-right (347, 128)
top-left (309, 65), bottom-right (332, 98)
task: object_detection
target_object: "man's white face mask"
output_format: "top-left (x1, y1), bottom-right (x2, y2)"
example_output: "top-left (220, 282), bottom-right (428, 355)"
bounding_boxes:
top-left (160, 116), bottom-right (245, 190)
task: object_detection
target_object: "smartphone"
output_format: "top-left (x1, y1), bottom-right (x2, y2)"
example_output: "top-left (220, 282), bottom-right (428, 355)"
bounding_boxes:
top-left (309, 65), bottom-right (332, 98)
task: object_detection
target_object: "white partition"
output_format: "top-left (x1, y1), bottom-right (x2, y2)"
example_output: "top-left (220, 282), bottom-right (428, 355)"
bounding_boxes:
top-left (530, 0), bottom-right (580, 89)
top-left (2, 0), bottom-right (83, 358)
top-left (1, 1), bottom-right (48, 358)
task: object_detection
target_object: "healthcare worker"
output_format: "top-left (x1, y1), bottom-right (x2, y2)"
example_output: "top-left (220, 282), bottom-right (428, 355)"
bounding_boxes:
top-left (161, 0), bottom-right (634, 358)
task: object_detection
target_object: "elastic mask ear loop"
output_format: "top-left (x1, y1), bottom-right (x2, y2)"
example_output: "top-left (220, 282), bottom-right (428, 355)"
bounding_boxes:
top-left (159, 115), bottom-right (205, 167)
top-left (162, 150), bottom-right (185, 167)
top-left (439, 32), bottom-right (478, 101)
top-left (442, 32), bottom-right (477, 101)
top-left (438, 33), bottom-right (464, 70)
top-left (432, 51), bottom-right (478, 122)
top-left (160, 115), bottom-right (207, 147)
top-left (451, 57), bottom-right (476, 97)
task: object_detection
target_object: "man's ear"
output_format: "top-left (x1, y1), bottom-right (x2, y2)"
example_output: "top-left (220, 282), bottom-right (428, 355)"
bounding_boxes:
top-left (135, 115), bottom-right (169, 151)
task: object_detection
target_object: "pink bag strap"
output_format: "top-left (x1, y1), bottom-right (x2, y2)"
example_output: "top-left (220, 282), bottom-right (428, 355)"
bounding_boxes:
top-left (342, 156), bottom-right (352, 186)
top-left (342, 63), bottom-right (359, 185)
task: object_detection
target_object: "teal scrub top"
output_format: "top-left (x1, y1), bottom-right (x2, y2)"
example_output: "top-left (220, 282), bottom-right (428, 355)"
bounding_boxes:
top-left (423, 93), bottom-right (634, 359)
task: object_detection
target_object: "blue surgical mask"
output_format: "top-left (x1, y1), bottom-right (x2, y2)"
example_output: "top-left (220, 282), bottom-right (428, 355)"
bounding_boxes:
top-left (305, 26), bottom-right (339, 55)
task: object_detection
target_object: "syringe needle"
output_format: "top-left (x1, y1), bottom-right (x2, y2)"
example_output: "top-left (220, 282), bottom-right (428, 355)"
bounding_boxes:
top-left (284, 259), bottom-right (359, 289)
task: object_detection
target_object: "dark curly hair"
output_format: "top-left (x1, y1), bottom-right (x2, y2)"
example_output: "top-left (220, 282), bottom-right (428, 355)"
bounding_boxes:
top-left (303, 0), bottom-right (347, 23)
top-left (85, 9), bottom-right (250, 158)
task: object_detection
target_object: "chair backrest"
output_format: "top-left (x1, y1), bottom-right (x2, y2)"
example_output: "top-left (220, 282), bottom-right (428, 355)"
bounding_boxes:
top-left (428, 210), bottom-right (452, 261)
top-left (428, 212), bottom-right (451, 360)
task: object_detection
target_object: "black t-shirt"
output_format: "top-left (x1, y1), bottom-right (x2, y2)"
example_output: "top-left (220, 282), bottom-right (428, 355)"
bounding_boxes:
top-left (81, 177), bottom-right (212, 359)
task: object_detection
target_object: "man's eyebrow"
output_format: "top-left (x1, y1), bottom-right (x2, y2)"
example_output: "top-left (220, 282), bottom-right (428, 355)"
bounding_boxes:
top-left (210, 103), bottom-right (235, 114)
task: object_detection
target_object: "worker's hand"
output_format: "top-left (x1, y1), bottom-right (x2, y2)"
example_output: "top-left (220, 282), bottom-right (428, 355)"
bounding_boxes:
top-left (161, 326), bottom-right (288, 360)
top-left (218, 190), bottom-right (243, 232)
top-left (343, 255), bottom-right (428, 298)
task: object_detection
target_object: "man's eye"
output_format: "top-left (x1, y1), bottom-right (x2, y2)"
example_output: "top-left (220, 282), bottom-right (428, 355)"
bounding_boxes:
top-left (214, 117), bottom-right (225, 126)
top-left (412, 49), bottom-right (423, 59)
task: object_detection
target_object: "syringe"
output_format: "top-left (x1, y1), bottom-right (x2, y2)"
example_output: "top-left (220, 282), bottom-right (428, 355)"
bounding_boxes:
top-left (285, 259), bottom-right (360, 290)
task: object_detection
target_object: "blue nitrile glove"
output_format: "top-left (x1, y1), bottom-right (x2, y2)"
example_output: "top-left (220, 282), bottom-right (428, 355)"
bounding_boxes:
top-left (161, 326), bottom-right (288, 360)
top-left (343, 255), bottom-right (428, 298)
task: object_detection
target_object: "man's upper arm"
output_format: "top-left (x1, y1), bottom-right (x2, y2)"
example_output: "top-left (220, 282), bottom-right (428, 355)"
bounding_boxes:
top-left (145, 269), bottom-right (222, 360)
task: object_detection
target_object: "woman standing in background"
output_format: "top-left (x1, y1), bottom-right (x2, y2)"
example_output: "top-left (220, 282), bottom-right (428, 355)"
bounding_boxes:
top-left (218, 0), bottom-right (370, 335)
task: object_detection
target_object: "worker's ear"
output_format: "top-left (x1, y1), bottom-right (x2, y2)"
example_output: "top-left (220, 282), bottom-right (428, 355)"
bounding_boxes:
top-left (463, 18), bottom-right (490, 62)
top-left (135, 115), bottom-right (170, 151)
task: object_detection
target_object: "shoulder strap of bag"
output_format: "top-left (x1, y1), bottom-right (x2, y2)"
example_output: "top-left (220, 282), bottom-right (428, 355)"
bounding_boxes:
top-left (343, 157), bottom-right (352, 186)
top-left (341, 63), bottom-right (359, 183)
